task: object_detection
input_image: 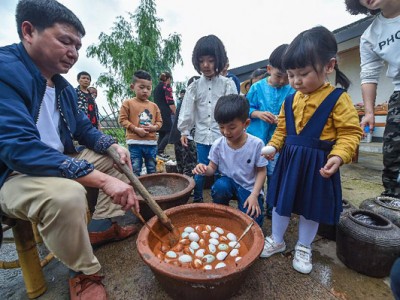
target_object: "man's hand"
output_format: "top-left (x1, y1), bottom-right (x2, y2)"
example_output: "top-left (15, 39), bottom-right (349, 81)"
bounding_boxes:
top-left (360, 112), bottom-right (375, 132)
top-left (110, 144), bottom-right (133, 172)
top-left (319, 156), bottom-right (343, 178)
top-left (101, 175), bottom-right (139, 212)
top-left (180, 135), bottom-right (188, 147)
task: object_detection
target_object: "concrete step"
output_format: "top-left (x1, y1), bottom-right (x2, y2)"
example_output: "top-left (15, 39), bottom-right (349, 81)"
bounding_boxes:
top-left (359, 142), bottom-right (383, 153)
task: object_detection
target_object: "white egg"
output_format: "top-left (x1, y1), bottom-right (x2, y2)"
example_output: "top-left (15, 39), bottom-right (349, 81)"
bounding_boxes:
top-left (190, 241), bottom-right (200, 250)
top-left (202, 254), bottom-right (215, 263)
top-left (195, 249), bottom-right (206, 258)
top-left (215, 227), bottom-right (224, 235)
top-left (209, 238), bottom-right (220, 245)
top-left (208, 244), bottom-right (217, 253)
top-left (181, 232), bottom-right (189, 239)
top-left (178, 254), bottom-right (193, 263)
top-left (235, 257), bottom-right (242, 262)
top-left (227, 233), bottom-right (237, 241)
top-left (216, 251), bottom-right (228, 260)
top-left (261, 145), bottom-right (275, 156)
top-left (218, 243), bottom-right (229, 251)
top-left (229, 249), bottom-right (239, 257)
top-left (184, 226), bottom-right (195, 233)
top-left (215, 262), bottom-right (226, 269)
top-left (188, 232), bottom-right (200, 242)
top-left (229, 241), bottom-right (241, 249)
top-left (166, 251), bottom-right (177, 258)
top-left (203, 264), bottom-right (213, 270)
top-left (210, 232), bottom-right (219, 239)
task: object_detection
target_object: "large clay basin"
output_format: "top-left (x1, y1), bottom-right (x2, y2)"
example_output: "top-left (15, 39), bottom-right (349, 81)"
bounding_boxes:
top-left (137, 173), bottom-right (195, 220)
top-left (136, 203), bottom-right (264, 300)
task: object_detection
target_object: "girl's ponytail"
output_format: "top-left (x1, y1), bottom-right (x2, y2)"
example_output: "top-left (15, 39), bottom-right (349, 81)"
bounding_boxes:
top-left (334, 63), bottom-right (351, 90)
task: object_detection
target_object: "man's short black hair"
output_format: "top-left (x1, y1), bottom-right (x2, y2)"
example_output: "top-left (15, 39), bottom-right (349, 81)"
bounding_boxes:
top-left (214, 94), bottom-right (249, 124)
top-left (132, 70), bottom-right (152, 83)
top-left (77, 71), bottom-right (91, 81)
top-left (16, 0), bottom-right (85, 40)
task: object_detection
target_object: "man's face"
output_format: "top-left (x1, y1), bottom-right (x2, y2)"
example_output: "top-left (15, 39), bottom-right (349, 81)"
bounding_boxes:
top-left (78, 75), bottom-right (91, 89)
top-left (24, 22), bottom-right (82, 78)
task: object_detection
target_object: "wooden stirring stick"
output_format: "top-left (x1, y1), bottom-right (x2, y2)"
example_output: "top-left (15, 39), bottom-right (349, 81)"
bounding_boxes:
top-left (131, 208), bottom-right (165, 244)
top-left (223, 221), bottom-right (254, 261)
top-left (107, 147), bottom-right (180, 247)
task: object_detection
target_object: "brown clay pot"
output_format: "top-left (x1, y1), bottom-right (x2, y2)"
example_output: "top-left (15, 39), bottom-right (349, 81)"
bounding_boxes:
top-left (137, 173), bottom-right (195, 220)
top-left (136, 203), bottom-right (264, 300)
top-left (360, 196), bottom-right (400, 228)
top-left (336, 209), bottom-right (400, 278)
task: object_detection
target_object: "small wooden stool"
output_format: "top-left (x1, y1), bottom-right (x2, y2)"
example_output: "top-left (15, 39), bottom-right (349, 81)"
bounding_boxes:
top-left (1, 217), bottom-right (48, 299)
top-left (0, 187), bottom-right (99, 299)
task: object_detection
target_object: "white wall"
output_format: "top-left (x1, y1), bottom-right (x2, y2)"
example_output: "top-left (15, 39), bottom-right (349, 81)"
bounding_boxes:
top-left (334, 37), bottom-right (394, 106)
top-left (327, 37), bottom-right (394, 139)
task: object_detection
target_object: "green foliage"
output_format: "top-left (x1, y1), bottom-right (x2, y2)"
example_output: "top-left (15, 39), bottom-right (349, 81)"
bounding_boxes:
top-left (87, 0), bottom-right (182, 114)
top-left (174, 81), bottom-right (186, 98)
top-left (102, 127), bottom-right (126, 146)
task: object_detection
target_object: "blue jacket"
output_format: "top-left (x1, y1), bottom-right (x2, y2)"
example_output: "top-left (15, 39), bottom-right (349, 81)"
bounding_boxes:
top-left (246, 78), bottom-right (295, 144)
top-left (0, 43), bottom-right (115, 188)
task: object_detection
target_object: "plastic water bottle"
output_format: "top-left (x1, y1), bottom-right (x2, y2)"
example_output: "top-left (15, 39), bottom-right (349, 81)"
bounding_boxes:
top-left (363, 125), bottom-right (372, 143)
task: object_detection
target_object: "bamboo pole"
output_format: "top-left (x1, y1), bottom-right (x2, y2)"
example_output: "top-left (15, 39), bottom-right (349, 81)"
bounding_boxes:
top-left (12, 220), bottom-right (47, 299)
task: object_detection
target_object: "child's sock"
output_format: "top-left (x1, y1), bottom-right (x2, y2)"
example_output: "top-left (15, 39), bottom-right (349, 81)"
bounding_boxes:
top-left (271, 208), bottom-right (290, 244)
top-left (298, 215), bottom-right (319, 247)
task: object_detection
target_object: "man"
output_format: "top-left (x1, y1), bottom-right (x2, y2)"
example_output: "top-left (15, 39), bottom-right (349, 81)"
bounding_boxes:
top-left (76, 72), bottom-right (101, 129)
top-left (0, 1), bottom-right (139, 299)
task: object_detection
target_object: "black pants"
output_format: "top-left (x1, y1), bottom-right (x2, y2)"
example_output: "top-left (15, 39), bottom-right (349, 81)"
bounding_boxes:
top-left (382, 91), bottom-right (400, 198)
top-left (157, 131), bottom-right (170, 154)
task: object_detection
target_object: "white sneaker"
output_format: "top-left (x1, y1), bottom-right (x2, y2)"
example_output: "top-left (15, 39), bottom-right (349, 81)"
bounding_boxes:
top-left (292, 244), bottom-right (313, 274)
top-left (260, 236), bottom-right (286, 258)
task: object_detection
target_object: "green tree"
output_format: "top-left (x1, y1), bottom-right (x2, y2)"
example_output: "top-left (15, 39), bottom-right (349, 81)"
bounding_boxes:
top-left (86, 0), bottom-right (182, 142)
top-left (86, 0), bottom-right (182, 103)
top-left (174, 81), bottom-right (186, 98)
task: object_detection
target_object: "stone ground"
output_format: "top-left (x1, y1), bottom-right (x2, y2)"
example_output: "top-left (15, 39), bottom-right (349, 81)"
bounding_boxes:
top-left (0, 145), bottom-right (395, 300)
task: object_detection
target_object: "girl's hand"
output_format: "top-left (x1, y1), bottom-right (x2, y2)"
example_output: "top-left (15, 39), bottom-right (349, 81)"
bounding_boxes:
top-left (243, 194), bottom-right (261, 218)
top-left (261, 146), bottom-right (276, 161)
top-left (192, 163), bottom-right (207, 175)
top-left (319, 156), bottom-right (343, 178)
